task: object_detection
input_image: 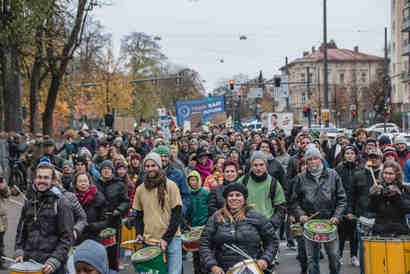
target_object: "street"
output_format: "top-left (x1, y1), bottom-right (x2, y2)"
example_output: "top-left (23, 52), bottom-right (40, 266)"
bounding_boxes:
top-left (1, 195), bottom-right (360, 274)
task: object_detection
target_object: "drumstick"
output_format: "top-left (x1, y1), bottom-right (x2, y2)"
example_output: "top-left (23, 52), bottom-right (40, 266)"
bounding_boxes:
top-left (224, 244), bottom-right (252, 260)
top-left (368, 166), bottom-right (378, 187)
top-left (162, 252), bottom-right (167, 264)
top-left (308, 212), bottom-right (320, 220)
top-left (1, 256), bottom-right (17, 263)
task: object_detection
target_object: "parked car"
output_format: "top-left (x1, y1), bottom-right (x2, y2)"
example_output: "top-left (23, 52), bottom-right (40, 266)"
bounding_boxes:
top-left (366, 123), bottom-right (400, 134)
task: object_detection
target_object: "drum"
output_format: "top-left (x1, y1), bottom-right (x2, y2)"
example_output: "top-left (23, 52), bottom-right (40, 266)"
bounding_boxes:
top-left (9, 262), bottom-right (43, 274)
top-left (66, 246), bottom-right (77, 274)
top-left (181, 226), bottom-right (204, 252)
top-left (131, 246), bottom-right (167, 274)
top-left (226, 259), bottom-right (262, 274)
top-left (290, 223), bottom-right (303, 238)
top-left (303, 219), bottom-right (337, 243)
top-left (121, 223), bottom-right (143, 252)
top-left (362, 237), bottom-right (410, 274)
top-left (99, 228), bottom-right (116, 247)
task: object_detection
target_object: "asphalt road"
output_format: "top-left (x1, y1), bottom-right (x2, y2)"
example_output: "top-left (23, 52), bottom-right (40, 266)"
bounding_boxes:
top-left (1, 195), bottom-right (360, 274)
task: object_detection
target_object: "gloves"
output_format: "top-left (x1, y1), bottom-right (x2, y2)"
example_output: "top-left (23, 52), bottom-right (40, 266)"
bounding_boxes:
top-left (125, 216), bottom-right (136, 230)
top-left (112, 209), bottom-right (121, 217)
top-left (369, 184), bottom-right (383, 196)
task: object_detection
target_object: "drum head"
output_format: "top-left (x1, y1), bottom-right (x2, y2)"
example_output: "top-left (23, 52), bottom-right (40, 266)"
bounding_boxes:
top-left (182, 229), bottom-right (202, 242)
top-left (9, 262), bottom-right (43, 272)
top-left (132, 246), bottom-right (161, 263)
top-left (99, 228), bottom-right (116, 238)
top-left (304, 219), bottom-right (336, 234)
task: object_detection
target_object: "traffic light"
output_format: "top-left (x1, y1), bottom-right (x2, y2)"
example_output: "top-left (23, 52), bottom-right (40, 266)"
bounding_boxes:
top-left (229, 80), bottom-right (235, 90)
top-left (249, 104), bottom-right (253, 110)
top-left (386, 108), bottom-right (391, 115)
top-left (237, 91), bottom-right (242, 98)
top-left (351, 111), bottom-right (356, 116)
top-left (303, 107), bottom-right (309, 117)
top-left (274, 77), bottom-right (281, 87)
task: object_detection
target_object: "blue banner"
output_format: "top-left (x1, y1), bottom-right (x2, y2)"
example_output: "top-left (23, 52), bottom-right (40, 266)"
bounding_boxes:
top-left (175, 96), bottom-right (225, 127)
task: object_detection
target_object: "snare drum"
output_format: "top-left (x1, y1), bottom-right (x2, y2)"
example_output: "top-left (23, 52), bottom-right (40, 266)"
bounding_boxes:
top-left (121, 223), bottom-right (143, 252)
top-left (362, 237), bottom-right (410, 274)
top-left (131, 246), bottom-right (167, 274)
top-left (181, 226), bottom-right (204, 252)
top-left (9, 262), bottom-right (43, 274)
top-left (227, 259), bottom-right (262, 274)
top-left (290, 223), bottom-right (303, 238)
top-left (303, 219), bottom-right (337, 243)
top-left (99, 228), bottom-right (116, 247)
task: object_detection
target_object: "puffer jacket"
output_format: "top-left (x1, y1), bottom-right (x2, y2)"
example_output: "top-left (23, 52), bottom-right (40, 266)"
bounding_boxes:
top-left (350, 168), bottom-right (378, 218)
top-left (207, 180), bottom-right (233, 217)
top-left (335, 161), bottom-right (363, 215)
top-left (369, 183), bottom-right (410, 235)
top-left (199, 208), bottom-right (278, 272)
top-left (287, 151), bottom-right (304, 181)
top-left (76, 190), bottom-right (108, 244)
top-left (186, 170), bottom-right (210, 227)
top-left (290, 168), bottom-right (347, 220)
top-left (15, 188), bottom-right (74, 265)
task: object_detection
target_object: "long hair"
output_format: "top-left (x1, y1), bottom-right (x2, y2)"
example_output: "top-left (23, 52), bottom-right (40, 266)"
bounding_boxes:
top-left (216, 202), bottom-right (253, 223)
top-left (382, 160), bottom-right (403, 186)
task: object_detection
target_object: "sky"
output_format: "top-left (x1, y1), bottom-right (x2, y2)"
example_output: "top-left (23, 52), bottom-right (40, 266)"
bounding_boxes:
top-left (93, 0), bottom-right (390, 92)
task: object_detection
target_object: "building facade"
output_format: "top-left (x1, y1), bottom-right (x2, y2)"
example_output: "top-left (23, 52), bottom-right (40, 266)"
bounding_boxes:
top-left (281, 41), bottom-right (384, 127)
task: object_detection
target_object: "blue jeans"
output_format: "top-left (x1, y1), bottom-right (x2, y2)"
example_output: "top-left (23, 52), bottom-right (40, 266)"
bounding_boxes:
top-left (305, 237), bottom-right (340, 274)
top-left (166, 236), bottom-right (182, 274)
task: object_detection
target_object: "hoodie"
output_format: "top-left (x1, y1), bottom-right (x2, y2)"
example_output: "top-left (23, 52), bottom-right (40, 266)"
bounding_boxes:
top-left (186, 170), bottom-right (210, 227)
top-left (73, 240), bottom-right (118, 274)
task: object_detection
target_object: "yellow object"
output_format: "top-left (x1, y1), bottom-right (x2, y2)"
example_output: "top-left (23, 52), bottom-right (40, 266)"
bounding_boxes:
top-left (362, 237), bottom-right (410, 274)
top-left (121, 224), bottom-right (143, 253)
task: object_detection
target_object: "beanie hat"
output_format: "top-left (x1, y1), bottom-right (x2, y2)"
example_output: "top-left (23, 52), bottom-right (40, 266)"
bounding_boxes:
top-left (190, 138), bottom-right (199, 144)
top-left (368, 148), bottom-right (383, 157)
top-left (200, 140), bottom-right (209, 148)
top-left (250, 151), bottom-right (268, 166)
top-left (379, 135), bottom-right (391, 146)
top-left (154, 145), bottom-right (170, 156)
top-left (131, 153), bottom-right (141, 161)
top-left (73, 240), bottom-right (109, 274)
top-left (101, 160), bottom-right (114, 170)
top-left (304, 147), bottom-right (322, 160)
top-left (63, 161), bottom-right (73, 168)
top-left (366, 138), bottom-right (377, 144)
top-left (143, 152), bottom-right (162, 169)
top-left (383, 146), bottom-right (398, 161)
top-left (223, 182), bottom-right (248, 199)
top-left (394, 136), bottom-right (407, 145)
top-left (229, 146), bottom-right (241, 156)
top-left (154, 138), bottom-right (166, 147)
top-left (113, 137), bottom-right (123, 144)
top-left (342, 145), bottom-right (358, 156)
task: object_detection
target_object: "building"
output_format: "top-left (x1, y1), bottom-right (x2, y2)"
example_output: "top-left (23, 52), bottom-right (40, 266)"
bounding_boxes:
top-left (280, 41), bottom-right (384, 126)
top-left (392, 0), bottom-right (410, 119)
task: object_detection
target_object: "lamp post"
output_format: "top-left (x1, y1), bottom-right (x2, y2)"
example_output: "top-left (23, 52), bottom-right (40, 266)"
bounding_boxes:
top-left (323, 0), bottom-right (329, 127)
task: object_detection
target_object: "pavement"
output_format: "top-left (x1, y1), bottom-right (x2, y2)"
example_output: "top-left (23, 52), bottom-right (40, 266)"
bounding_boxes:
top-left (1, 195), bottom-right (360, 274)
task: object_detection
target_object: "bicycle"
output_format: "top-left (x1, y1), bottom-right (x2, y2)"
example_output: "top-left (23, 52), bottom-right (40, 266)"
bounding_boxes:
top-left (8, 157), bottom-right (27, 196)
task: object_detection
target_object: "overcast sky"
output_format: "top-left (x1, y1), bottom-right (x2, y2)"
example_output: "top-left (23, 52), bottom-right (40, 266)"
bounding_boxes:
top-left (94, 0), bottom-right (390, 91)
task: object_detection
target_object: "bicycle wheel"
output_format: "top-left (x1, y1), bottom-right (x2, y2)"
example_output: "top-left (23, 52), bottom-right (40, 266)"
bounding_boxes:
top-left (10, 170), bottom-right (25, 196)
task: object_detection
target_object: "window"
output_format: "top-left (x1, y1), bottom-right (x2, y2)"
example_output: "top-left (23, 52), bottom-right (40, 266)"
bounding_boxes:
top-left (339, 73), bottom-right (345, 84)
top-left (301, 73), bottom-right (305, 82)
top-left (309, 73), bottom-right (314, 83)
top-left (361, 72), bottom-right (367, 83)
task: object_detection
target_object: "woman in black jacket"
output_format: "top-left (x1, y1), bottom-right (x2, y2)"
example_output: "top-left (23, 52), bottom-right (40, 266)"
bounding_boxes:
top-left (369, 160), bottom-right (410, 236)
top-left (200, 183), bottom-right (278, 274)
top-left (73, 171), bottom-right (108, 244)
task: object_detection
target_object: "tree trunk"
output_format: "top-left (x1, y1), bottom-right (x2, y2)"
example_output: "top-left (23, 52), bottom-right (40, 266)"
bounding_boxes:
top-left (3, 45), bottom-right (23, 132)
top-left (42, 74), bottom-right (61, 135)
top-left (29, 57), bottom-right (41, 134)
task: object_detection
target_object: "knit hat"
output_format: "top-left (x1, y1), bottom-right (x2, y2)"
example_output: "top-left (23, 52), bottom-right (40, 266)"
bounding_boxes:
top-left (143, 152), bottom-right (162, 169)
top-left (200, 140), bottom-right (209, 148)
top-left (342, 145), bottom-right (358, 156)
top-left (131, 153), bottom-right (141, 161)
top-left (101, 160), bottom-right (114, 170)
top-left (379, 135), bottom-right (391, 146)
top-left (250, 151), bottom-right (268, 165)
top-left (73, 240), bottom-right (109, 274)
top-left (196, 148), bottom-right (211, 159)
top-left (154, 145), bottom-right (170, 156)
top-left (394, 136), bottom-right (407, 145)
top-left (383, 146), bottom-right (398, 161)
top-left (154, 138), bottom-right (166, 147)
top-left (223, 182), bottom-right (248, 199)
top-left (63, 161), bottom-right (73, 168)
top-left (113, 137), bottom-right (123, 144)
top-left (368, 148), bottom-right (383, 157)
top-left (190, 138), bottom-right (199, 144)
top-left (367, 138), bottom-right (377, 144)
top-left (229, 146), bottom-right (241, 156)
top-left (304, 147), bottom-right (322, 160)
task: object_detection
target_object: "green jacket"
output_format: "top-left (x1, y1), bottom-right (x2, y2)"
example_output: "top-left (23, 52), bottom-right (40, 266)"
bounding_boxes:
top-left (186, 170), bottom-right (210, 227)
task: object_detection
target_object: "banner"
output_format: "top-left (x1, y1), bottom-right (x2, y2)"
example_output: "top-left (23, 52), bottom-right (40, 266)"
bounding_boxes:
top-left (261, 112), bottom-right (293, 132)
top-left (175, 96), bottom-right (225, 127)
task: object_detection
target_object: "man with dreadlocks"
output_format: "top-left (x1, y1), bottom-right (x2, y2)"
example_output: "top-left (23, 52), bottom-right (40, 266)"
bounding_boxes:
top-left (128, 152), bottom-right (183, 274)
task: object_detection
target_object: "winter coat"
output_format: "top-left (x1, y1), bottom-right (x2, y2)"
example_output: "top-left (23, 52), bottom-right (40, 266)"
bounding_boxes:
top-left (290, 168), bottom-right (347, 220)
top-left (165, 164), bottom-right (191, 214)
top-left (369, 183), bottom-right (410, 235)
top-left (95, 177), bottom-right (130, 227)
top-left (207, 180), bottom-right (232, 217)
top-left (60, 174), bottom-right (73, 192)
top-left (335, 162), bottom-right (363, 215)
top-left (199, 208), bottom-right (278, 272)
top-left (266, 158), bottom-right (288, 195)
top-left (79, 135), bottom-right (98, 155)
top-left (15, 188), bottom-right (74, 265)
top-left (186, 171), bottom-right (210, 227)
top-left (0, 184), bottom-right (9, 232)
top-left (397, 150), bottom-right (410, 169)
top-left (76, 190), bottom-right (108, 244)
top-left (286, 151), bottom-right (303, 181)
top-left (350, 168), bottom-right (378, 218)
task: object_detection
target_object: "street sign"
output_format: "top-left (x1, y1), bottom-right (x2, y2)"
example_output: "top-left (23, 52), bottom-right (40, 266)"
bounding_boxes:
top-left (248, 88), bottom-right (263, 98)
top-left (350, 104), bottom-right (356, 111)
top-left (273, 75), bottom-right (289, 97)
top-left (322, 109), bottom-right (329, 121)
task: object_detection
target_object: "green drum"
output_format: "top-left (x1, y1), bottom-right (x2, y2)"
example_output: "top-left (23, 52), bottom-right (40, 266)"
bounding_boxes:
top-left (131, 246), bottom-right (167, 274)
top-left (303, 219), bottom-right (337, 243)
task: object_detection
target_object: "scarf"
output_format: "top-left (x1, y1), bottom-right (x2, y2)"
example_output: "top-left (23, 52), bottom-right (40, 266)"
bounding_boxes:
top-left (250, 172), bottom-right (268, 183)
top-left (75, 185), bottom-right (98, 206)
top-left (195, 159), bottom-right (213, 183)
top-left (144, 171), bottom-right (167, 210)
top-left (309, 164), bottom-right (324, 181)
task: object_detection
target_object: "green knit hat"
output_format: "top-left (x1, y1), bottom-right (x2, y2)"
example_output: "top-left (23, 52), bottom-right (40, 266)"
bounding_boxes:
top-left (229, 146), bottom-right (241, 155)
top-left (154, 145), bottom-right (170, 156)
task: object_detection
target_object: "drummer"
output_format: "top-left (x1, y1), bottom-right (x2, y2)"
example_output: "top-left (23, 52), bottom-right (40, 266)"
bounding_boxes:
top-left (290, 146), bottom-right (346, 274)
top-left (199, 183), bottom-right (278, 274)
top-left (368, 160), bottom-right (410, 236)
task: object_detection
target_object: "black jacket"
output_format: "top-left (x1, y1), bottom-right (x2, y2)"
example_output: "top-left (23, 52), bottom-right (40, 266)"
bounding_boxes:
top-left (76, 190), bottom-right (108, 244)
top-left (351, 168), bottom-right (378, 218)
top-left (290, 168), bottom-right (347, 220)
top-left (95, 177), bottom-right (130, 226)
top-left (287, 152), bottom-right (303, 181)
top-left (335, 162), bottom-right (363, 215)
top-left (79, 135), bottom-right (98, 155)
top-left (199, 208), bottom-right (278, 272)
top-left (369, 184), bottom-right (410, 236)
top-left (15, 188), bottom-right (74, 265)
top-left (208, 180), bottom-right (231, 217)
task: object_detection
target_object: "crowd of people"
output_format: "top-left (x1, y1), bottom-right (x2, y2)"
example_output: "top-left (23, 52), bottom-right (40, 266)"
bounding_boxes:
top-left (2, 125), bottom-right (410, 274)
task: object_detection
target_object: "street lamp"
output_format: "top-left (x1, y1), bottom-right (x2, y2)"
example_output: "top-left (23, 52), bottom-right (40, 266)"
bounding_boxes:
top-left (323, 0), bottom-right (329, 127)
